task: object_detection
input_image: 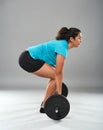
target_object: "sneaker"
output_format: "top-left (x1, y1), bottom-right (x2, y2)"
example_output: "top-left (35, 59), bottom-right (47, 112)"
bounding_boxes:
top-left (40, 107), bottom-right (45, 113)
top-left (40, 101), bottom-right (45, 113)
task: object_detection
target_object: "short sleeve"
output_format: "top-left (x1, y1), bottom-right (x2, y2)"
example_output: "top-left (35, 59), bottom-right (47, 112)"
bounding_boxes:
top-left (55, 43), bottom-right (68, 58)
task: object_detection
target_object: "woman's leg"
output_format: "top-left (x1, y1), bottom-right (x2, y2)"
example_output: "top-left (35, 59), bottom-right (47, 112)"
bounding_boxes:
top-left (33, 63), bottom-right (56, 79)
top-left (33, 63), bottom-right (56, 108)
top-left (41, 79), bottom-right (56, 108)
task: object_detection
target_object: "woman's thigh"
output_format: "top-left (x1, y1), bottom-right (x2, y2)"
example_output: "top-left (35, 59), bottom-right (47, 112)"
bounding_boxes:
top-left (33, 63), bottom-right (56, 79)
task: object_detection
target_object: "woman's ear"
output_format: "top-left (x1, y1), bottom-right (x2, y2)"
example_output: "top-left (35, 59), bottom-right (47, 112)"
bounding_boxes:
top-left (69, 37), bottom-right (74, 42)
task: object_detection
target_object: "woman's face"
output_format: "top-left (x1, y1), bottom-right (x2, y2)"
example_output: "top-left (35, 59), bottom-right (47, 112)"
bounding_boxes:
top-left (71, 32), bottom-right (82, 47)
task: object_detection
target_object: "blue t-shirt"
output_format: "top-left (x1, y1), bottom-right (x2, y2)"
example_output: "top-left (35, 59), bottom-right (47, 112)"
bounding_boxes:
top-left (27, 40), bottom-right (68, 66)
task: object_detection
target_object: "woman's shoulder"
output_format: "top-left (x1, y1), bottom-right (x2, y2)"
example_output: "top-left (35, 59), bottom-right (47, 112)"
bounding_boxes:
top-left (42, 40), bottom-right (68, 48)
top-left (47, 39), bottom-right (67, 44)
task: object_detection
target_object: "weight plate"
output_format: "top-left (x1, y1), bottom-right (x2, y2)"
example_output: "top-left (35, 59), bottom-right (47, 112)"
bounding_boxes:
top-left (62, 82), bottom-right (69, 97)
top-left (45, 94), bottom-right (70, 120)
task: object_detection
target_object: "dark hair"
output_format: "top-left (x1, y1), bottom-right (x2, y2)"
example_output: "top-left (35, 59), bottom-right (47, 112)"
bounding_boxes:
top-left (56, 27), bottom-right (81, 41)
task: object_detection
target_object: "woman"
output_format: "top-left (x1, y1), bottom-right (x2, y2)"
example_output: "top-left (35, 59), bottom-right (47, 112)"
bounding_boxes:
top-left (18, 27), bottom-right (82, 113)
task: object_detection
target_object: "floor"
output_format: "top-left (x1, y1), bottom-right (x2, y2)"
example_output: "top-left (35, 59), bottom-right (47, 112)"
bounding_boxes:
top-left (0, 88), bottom-right (103, 130)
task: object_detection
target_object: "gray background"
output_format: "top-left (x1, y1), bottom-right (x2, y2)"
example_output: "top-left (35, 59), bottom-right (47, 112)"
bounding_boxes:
top-left (0, 1), bottom-right (103, 130)
top-left (0, 0), bottom-right (103, 90)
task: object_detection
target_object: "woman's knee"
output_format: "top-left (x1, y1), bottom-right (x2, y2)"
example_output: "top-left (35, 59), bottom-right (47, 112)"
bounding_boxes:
top-left (49, 79), bottom-right (56, 85)
top-left (50, 71), bottom-right (56, 80)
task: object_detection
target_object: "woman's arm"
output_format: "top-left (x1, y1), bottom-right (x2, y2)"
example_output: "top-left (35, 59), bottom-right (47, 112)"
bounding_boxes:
top-left (55, 54), bottom-right (65, 94)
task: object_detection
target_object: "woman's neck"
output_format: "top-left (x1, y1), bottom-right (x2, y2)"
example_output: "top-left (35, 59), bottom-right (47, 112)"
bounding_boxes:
top-left (68, 42), bottom-right (74, 49)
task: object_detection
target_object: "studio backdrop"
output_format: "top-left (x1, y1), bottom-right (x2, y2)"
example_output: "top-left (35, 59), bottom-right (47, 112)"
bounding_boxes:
top-left (0, 0), bottom-right (103, 90)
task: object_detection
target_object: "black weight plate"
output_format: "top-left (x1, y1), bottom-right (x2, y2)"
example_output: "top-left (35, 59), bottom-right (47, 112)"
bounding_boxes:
top-left (45, 95), bottom-right (70, 120)
top-left (62, 82), bottom-right (69, 97)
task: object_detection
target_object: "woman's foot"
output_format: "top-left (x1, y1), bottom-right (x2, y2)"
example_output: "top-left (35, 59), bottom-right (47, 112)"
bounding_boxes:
top-left (40, 107), bottom-right (45, 113)
top-left (39, 102), bottom-right (45, 113)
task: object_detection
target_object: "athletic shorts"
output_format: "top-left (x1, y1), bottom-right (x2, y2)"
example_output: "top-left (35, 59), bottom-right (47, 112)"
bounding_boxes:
top-left (18, 51), bottom-right (45, 72)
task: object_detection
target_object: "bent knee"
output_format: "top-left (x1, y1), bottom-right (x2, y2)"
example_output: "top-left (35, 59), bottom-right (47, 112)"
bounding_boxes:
top-left (50, 71), bottom-right (56, 80)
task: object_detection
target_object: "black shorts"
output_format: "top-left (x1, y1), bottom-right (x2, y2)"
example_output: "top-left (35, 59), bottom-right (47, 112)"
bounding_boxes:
top-left (18, 51), bottom-right (45, 72)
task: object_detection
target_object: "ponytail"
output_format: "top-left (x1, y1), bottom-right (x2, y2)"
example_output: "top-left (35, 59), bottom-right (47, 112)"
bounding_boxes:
top-left (56, 27), bottom-right (69, 41)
